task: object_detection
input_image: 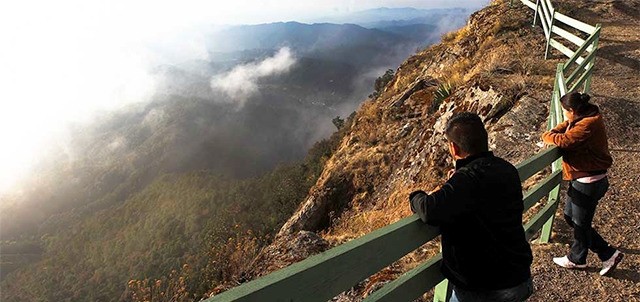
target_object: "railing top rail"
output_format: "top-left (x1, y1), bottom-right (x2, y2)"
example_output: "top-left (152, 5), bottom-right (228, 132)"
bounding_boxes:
top-left (515, 147), bottom-right (561, 181)
top-left (552, 26), bottom-right (588, 49)
top-left (521, 0), bottom-right (536, 9)
top-left (554, 12), bottom-right (596, 34)
top-left (563, 24), bottom-right (601, 69)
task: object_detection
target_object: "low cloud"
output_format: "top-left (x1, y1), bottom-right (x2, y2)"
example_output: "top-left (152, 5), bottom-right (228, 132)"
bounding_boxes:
top-left (210, 47), bottom-right (296, 106)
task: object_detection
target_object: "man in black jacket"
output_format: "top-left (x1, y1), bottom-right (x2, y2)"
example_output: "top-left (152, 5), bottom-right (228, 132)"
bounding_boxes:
top-left (410, 112), bottom-right (533, 302)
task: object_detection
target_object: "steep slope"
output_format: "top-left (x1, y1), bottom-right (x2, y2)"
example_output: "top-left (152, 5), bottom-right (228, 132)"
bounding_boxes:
top-left (213, 0), bottom-right (640, 301)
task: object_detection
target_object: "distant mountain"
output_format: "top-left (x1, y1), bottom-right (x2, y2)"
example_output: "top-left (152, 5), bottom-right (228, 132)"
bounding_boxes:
top-left (362, 15), bottom-right (468, 30)
top-left (310, 7), bottom-right (477, 28)
top-left (208, 22), bottom-right (400, 52)
top-left (207, 22), bottom-right (415, 66)
top-left (300, 7), bottom-right (475, 46)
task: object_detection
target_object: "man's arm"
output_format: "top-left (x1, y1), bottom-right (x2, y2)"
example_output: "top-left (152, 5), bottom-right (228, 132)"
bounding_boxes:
top-left (409, 170), bottom-right (478, 225)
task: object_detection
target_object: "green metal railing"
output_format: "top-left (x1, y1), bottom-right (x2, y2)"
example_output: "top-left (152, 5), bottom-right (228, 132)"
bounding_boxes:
top-left (205, 147), bottom-right (562, 302)
top-left (519, 0), bottom-right (602, 94)
top-left (205, 1), bottom-right (603, 301)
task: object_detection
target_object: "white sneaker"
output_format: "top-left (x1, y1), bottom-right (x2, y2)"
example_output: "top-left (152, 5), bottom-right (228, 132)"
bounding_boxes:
top-left (553, 256), bottom-right (587, 269)
top-left (599, 250), bottom-right (624, 276)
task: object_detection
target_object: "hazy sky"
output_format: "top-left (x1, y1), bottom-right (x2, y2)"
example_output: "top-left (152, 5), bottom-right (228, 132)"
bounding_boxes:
top-left (0, 0), bottom-right (488, 194)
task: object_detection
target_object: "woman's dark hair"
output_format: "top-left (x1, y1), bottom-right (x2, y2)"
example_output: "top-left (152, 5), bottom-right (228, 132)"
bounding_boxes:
top-left (560, 91), bottom-right (597, 116)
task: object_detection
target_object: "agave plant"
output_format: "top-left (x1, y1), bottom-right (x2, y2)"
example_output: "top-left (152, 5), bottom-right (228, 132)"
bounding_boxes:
top-left (430, 81), bottom-right (453, 113)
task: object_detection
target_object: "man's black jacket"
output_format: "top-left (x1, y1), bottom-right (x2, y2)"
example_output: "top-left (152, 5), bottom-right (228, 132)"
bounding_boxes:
top-left (410, 151), bottom-right (533, 290)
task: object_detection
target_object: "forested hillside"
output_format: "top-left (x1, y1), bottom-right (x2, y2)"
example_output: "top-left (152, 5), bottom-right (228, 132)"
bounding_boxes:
top-left (1, 114), bottom-right (353, 301)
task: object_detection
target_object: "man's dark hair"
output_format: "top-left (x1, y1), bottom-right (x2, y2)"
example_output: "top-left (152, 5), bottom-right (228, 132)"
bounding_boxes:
top-left (445, 112), bottom-right (488, 155)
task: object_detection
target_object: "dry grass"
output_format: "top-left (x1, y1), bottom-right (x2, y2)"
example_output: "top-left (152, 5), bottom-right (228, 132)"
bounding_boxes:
top-left (446, 58), bottom-right (473, 85)
top-left (441, 25), bottom-right (471, 44)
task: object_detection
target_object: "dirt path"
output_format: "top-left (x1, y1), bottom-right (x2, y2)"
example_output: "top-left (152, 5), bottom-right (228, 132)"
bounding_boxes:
top-left (528, 1), bottom-right (640, 301)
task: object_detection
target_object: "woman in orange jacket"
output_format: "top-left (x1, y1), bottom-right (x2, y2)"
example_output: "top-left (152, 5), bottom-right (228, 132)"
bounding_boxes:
top-left (542, 91), bottom-right (623, 276)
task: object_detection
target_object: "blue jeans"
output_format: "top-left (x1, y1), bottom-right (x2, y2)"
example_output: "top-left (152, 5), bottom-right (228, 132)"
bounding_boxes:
top-left (450, 278), bottom-right (533, 302)
top-left (564, 177), bottom-right (615, 264)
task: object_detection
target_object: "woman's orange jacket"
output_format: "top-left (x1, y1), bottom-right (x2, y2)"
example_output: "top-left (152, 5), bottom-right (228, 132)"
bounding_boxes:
top-left (542, 110), bottom-right (613, 180)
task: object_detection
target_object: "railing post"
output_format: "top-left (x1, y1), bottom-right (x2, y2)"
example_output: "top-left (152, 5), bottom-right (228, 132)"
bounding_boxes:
top-left (433, 279), bottom-right (453, 302)
top-left (555, 63), bottom-right (567, 123)
top-left (550, 64), bottom-right (561, 122)
top-left (540, 148), bottom-right (562, 242)
top-left (539, 183), bottom-right (560, 243)
top-left (433, 244), bottom-right (452, 302)
top-left (583, 23), bottom-right (601, 94)
top-left (533, 0), bottom-right (541, 26)
top-left (548, 81), bottom-right (557, 129)
top-left (544, 9), bottom-right (556, 59)
top-left (540, 63), bottom-right (565, 243)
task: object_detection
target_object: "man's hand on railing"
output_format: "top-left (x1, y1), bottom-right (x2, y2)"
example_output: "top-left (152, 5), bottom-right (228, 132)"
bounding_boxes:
top-left (409, 190), bottom-right (428, 222)
top-left (409, 168), bottom-right (456, 223)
